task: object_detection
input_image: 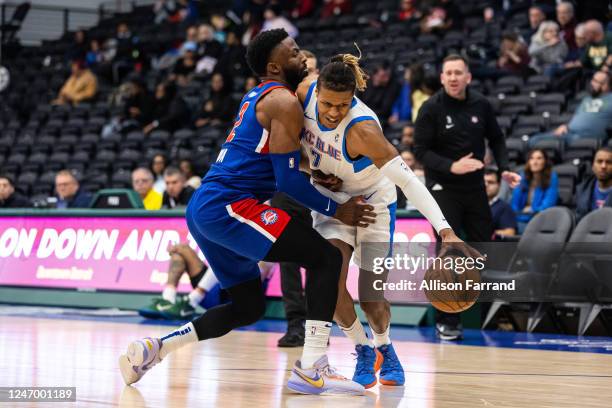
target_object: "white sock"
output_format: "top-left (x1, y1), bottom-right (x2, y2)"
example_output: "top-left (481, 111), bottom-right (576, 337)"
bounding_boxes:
top-left (162, 286), bottom-right (177, 303)
top-left (159, 322), bottom-right (198, 359)
top-left (188, 289), bottom-right (206, 309)
top-left (371, 324), bottom-right (391, 348)
top-left (301, 320), bottom-right (331, 369)
top-left (340, 318), bottom-right (373, 347)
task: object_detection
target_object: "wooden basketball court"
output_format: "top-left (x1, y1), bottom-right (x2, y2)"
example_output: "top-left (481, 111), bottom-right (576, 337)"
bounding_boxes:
top-left (1, 315), bottom-right (611, 407)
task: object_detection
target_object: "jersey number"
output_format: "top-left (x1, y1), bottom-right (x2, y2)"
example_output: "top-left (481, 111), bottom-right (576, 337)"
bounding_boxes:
top-left (226, 102), bottom-right (250, 143)
top-left (311, 148), bottom-right (321, 168)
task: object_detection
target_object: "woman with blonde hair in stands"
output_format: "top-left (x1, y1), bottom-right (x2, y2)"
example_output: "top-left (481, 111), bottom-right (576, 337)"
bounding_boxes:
top-left (528, 20), bottom-right (568, 76)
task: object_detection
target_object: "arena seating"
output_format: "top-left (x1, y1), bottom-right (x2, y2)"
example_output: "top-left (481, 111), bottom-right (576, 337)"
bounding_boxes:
top-left (0, 0), bottom-right (607, 213)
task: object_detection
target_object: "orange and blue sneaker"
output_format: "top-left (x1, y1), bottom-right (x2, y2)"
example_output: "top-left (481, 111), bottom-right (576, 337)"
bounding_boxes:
top-left (377, 343), bottom-right (405, 386)
top-left (287, 355), bottom-right (365, 395)
top-left (352, 344), bottom-right (383, 388)
top-left (118, 337), bottom-right (163, 385)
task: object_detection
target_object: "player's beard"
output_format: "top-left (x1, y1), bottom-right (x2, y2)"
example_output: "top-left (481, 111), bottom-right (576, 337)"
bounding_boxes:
top-left (285, 67), bottom-right (308, 92)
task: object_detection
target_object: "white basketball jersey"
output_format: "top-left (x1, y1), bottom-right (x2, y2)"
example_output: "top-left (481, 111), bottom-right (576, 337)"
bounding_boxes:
top-left (301, 81), bottom-right (396, 204)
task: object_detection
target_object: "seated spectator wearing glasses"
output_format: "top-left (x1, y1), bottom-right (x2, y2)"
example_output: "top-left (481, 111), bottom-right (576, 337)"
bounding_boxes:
top-left (529, 70), bottom-right (612, 147)
top-left (132, 167), bottom-right (163, 210)
top-left (511, 149), bottom-right (559, 232)
top-left (54, 170), bottom-right (93, 209)
top-left (0, 175), bottom-right (31, 208)
top-left (575, 147), bottom-right (612, 222)
top-left (484, 169), bottom-right (517, 237)
top-left (162, 167), bottom-right (195, 209)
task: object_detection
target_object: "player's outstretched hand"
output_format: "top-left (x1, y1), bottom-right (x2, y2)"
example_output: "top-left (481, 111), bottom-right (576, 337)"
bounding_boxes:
top-left (312, 169), bottom-right (343, 192)
top-left (334, 196), bottom-right (376, 227)
top-left (438, 228), bottom-right (484, 259)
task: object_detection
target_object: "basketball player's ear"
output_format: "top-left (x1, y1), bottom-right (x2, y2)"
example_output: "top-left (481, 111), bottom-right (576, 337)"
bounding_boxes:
top-left (267, 61), bottom-right (281, 76)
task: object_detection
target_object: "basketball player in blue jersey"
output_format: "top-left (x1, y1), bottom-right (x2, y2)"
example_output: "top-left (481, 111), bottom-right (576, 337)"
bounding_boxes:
top-left (118, 29), bottom-right (376, 396)
top-left (296, 53), bottom-right (481, 388)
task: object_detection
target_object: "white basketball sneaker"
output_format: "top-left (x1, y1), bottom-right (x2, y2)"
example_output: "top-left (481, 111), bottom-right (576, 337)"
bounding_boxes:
top-left (119, 337), bottom-right (163, 385)
top-left (287, 355), bottom-right (365, 395)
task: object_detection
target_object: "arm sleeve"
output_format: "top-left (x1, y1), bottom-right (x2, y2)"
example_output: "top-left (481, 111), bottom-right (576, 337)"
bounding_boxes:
top-left (380, 156), bottom-right (452, 233)
top-left (485, 102), bottom-right (510, 172)
top-left (270, 150), bottom-right (338, 216)
top-left (413, 104), bottom-right (455, 173)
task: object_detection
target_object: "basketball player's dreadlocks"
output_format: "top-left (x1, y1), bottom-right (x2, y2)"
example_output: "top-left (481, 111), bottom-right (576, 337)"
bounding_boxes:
top-left (317, 44), bottom-right (369, 93)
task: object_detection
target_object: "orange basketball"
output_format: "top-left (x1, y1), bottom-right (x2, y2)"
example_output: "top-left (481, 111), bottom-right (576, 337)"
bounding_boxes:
top-left (423, 254), bottom-right (481, 313)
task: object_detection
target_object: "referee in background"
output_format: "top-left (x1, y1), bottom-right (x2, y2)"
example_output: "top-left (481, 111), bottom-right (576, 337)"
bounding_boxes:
top-left (414, 54), bottom-right (521, 340)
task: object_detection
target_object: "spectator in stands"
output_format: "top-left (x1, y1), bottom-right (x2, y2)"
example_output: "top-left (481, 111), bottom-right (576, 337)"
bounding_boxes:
top-left (66, 29), bottom-right (88, 62)
top-left (182, 25), bottom-right (198, 46)
top-left (581, 20), bottom-right (612, 72)
top-left (399, 123), bottom-right (415, 150)
top-left (244, 76), bottom-right (258, 92)
top-left (389, 66), bottom-right (413, 124)
top-left (0, 175), bottom-right (30, 208)
top-left (527, 6), bottom-right (546, 42)
top-left (154, 0), bottom-right (184, 24)
top-left (301, 49), bottom-right (318, 75)
top-left (321, 0), bottom-right (352, 19)
top-left (151, 154), bottom-right (167, 193)
top-left (194, 72), bottom-right (236, 128)
top-left (420, 0), bottom-right (461, 34)
top-left (211, 13), bottom-right (229, 44)
top-left (511, 149), bottom-right (559, 231)
top-left (361, 60), bottom-right (401, 126)
top-left (262, 5), bottom-right (298, 39)
top-left (179, 159), bottom-right (202, 189)
top-left (396, 150), bottom-right (425, 210)
top-left (172, 42), bottom-right (197, 86)
top-left (111, 22), bottom-right (140, 83)
top-left (162, 166), bottom-right (195, 209)
top-left (410, 65), bottom-right (439, 121)
top-left (528, 21), bottom-right (568, 76)
top-left (54, 170), bottom-right (92, 209)
top-left (85, 39), bottom-right (105, 68)
top-left (196, 23), bottom-right (223, 60)
top-left (123, 77), bottom-right (154, 127)
top-left (52, 60), bottom-right (97, 106)
top-left (291, 0), bottom-right (316, 19)
top-left (556, 2), bottom-right (577, 51)
top-left (143, 80), bottom-right (190, 134)
top-left (530, 70), bottom-right (612, 146)
top-left (132, 167), bottom-right (162, 210)
top-left (216, 30), bottom-right (250, 79)
top-left (497, 31), bottom-right (531, 77)
top-left (398, 0), bottom-right (422, 22)
top-left (575, 147), bottom-right (612, 221)
top-left (485, 169), bottom-right (517, 237)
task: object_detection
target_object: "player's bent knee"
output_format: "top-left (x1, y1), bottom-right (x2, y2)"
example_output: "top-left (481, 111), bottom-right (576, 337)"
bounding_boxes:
top-left (234, 296), bottom-right (266, 326)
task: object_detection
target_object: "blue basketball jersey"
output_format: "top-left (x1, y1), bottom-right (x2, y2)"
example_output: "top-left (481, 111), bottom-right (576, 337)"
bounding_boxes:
top-left (204, 80), bottom-right (289, 201)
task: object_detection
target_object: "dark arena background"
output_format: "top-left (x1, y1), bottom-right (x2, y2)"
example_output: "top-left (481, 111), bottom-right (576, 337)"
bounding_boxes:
top-left (0, 0), bottom-right (611, 407)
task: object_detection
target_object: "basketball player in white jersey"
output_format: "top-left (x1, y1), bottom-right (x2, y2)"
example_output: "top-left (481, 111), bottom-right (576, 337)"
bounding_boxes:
top-left (296, 53), bottom-right (479, 388)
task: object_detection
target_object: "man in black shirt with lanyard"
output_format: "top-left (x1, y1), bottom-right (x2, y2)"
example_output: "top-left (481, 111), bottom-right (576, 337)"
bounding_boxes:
top-left (414, 54), bottom-right (521, 340)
